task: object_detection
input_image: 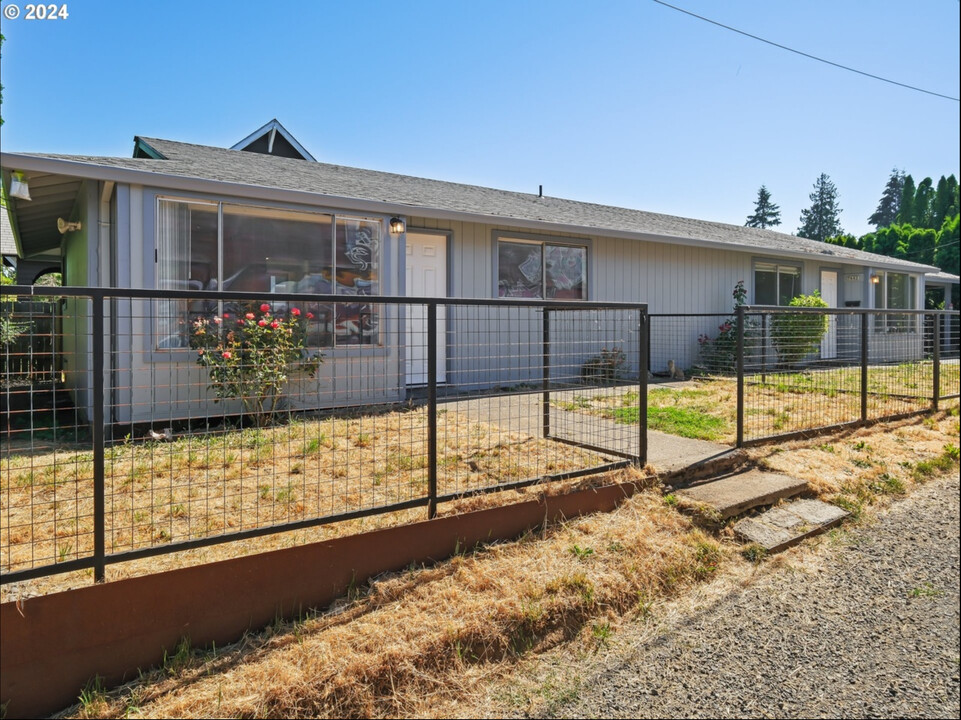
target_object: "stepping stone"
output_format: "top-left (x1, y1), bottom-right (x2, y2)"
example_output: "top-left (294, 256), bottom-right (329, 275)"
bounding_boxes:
top-left (735, 499), bottom-right (849, 553)
top-left (676, 469), bottom-right (808, 520)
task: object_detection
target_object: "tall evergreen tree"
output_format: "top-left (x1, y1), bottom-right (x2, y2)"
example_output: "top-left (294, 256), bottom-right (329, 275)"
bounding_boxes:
top-left (931, 174), bottom-right (959, 228)
top-left (898, 175), bottom-right (916, 226)
top-left (745, 185), bottom-right (781, 228)
top-left (867, 168), bottom-right (904, 229)
top-left (913, 177), bottom-right (934, 228)
top-left (797, 173), bottom-right (843, 242)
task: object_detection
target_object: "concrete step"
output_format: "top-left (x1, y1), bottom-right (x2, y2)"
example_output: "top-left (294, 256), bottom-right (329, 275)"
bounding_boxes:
top-left (734, 499), bottom-right (849, 553)
top-left (675, 469), bottom-right (808, 520)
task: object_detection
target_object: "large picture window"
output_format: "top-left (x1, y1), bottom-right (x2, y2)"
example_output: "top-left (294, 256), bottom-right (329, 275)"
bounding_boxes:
top-left (156, 197), bottom-right (382, 348)
top-left (754, 262), bottom-right (801, 306)
top-left (497, 237), bottom-right (586, 299)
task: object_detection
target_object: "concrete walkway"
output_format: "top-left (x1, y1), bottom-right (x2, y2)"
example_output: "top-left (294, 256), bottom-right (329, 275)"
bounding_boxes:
top-left (439, 389), bottom-right (733, 475)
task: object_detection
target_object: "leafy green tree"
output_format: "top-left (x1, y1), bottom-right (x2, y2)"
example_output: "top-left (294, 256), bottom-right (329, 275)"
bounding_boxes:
top-left (824, 233), bottom-right (859, 249)
top-left (898, 175), bottom-right (916, 226)
top-left (934, 215), bottom-right (960, 274)
top-left (0, 34), bottom-right (4, 126)
top-left (745, 185), bottom-right (781, 228)
top-left (797, 173), bottom-right (843, 242)
top-left (868, 169), bottom-right (904, 229)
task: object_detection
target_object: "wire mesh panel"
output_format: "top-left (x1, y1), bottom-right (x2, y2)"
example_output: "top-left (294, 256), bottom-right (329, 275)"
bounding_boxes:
top-left (739, 308), bottom-right (958, 444)
top-left (742, 308), bottom-right (866, 441)
top-left (651, 313), bottom-right (737, 378)
top-left (2, 286), bottom-right (646, 584)
top-left (2, 292), bottom-right (96, 576)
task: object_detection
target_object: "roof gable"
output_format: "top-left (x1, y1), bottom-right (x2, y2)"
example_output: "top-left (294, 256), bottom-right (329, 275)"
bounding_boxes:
top-left (230, 119), bottom-right (316, 162)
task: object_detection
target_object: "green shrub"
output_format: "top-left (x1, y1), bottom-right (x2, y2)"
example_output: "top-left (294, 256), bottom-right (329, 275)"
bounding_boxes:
top-left (770, 291), bottom-right (829, 367)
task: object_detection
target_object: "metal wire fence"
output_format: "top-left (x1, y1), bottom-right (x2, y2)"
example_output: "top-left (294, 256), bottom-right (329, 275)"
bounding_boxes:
top-left (736, 307), bottom-right (960, 445)
top-left (1, 286), bottom-right (647, 584)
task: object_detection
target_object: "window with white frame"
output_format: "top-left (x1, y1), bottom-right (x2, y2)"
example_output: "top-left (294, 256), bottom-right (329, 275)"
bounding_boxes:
top-left (155, 197), bottom-right (382, 348)
top-left (754, 262), bottom-right (801, 306)
top-left (496, 236), bottom-right (587, 299)
top-left (872, 271), bottom-right (917, 332)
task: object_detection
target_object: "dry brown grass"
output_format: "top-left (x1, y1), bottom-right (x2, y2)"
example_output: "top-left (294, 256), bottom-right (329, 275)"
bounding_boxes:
top-left (1, 407), bottom-right (606, 597)
top-left (54, 404), bottom-right (959, 720)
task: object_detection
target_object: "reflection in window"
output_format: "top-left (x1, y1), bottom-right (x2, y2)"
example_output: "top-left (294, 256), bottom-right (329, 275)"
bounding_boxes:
top-left (334, 218), bottom-right (381, 345)
top-left (497, 238), bottom-right (585, 299)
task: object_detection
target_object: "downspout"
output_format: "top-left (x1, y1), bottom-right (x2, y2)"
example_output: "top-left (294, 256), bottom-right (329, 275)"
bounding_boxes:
top-left (100, 181), bottom-right (115, 428)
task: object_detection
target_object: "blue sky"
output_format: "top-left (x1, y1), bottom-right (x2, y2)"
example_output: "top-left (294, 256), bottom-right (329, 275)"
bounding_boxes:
top-left (1, 0), bottom-right (958, 237)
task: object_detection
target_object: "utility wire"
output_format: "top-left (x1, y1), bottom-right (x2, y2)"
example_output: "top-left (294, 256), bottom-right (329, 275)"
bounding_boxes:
top-left (651, 0), bottom-right (960, 102)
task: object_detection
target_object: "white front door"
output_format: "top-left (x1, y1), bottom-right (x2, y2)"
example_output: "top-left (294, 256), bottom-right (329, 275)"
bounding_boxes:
top-left (820, 269), bottom-right (838, 360)
top-left (406, 232), bottom-right (448, 384)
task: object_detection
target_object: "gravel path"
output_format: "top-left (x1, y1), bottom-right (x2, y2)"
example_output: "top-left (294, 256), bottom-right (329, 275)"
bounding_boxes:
top-left (546, 474), bottom-right (961, 719)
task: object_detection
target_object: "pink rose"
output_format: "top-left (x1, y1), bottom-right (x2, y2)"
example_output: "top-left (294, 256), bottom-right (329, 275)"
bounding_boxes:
top-left (237, 319), bottom-right (244, 326)
top-left (291, 308), bottom-right (301, 316)
top-left (306, 312), bottom-right (314, 319)
top-left (222, 312), bottom-right (230, 318)
top-left (270, 321), bottom-right (280, 329)
top-left (258, 319), bottom-right (267, 327)
top-left (213, 316), bottom-right (222, 325)
top-left (260, 303), bottom-right (271, 313)
top-left (222, 351), bottom-right (232, 359)
top-left (245, 312), bottom-right (255, 320)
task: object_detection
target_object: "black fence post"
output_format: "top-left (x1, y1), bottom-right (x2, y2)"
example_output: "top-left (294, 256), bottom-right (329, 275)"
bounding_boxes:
top-left (92, 293), bottom-right (106, 583)
top-left (542, 309), bottom-right (551, 439)
top-left (932, 311), bottom-right (941, 411)
top-left (760, 313), bottom-right (767, 384)
top-left (638, 310), bottom-right (649, 466)
top-left (427, 302), bottom-right (438, 520)
top-left (860, 312), bottom-right (869, 423)
top-left (736, 306), bottom-right (745, 448)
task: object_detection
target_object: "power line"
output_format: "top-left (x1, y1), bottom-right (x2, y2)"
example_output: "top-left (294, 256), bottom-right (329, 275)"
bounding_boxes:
top-left (651, 1), bottom-right (961, 103)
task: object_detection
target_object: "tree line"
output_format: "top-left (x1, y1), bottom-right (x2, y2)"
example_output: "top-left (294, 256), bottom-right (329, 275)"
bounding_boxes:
top-left (745, 170), bottom-right (960, 275)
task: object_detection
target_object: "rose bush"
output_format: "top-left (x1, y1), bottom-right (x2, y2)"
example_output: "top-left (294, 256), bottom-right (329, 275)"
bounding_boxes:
top-left (191, 303), bottom-right (322, 426)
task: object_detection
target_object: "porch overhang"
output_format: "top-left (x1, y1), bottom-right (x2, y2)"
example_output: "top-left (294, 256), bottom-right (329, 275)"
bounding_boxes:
top-left (1, 167), bottom-right (84, 258)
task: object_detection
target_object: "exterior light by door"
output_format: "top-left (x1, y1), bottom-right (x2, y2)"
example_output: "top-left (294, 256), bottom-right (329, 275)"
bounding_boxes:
top-left (389, 217), bottom-right (406, 235)
top-left (870, 273), bottom-right (880, 284)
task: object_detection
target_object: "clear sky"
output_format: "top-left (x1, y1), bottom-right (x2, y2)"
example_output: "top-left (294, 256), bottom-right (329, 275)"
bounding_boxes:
top-left (1, 0), bottom-right (958, 238)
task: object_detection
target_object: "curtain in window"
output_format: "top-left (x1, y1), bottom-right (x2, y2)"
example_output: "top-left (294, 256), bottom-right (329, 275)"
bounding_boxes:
top-left (156, 200), bottom-right (193, 348)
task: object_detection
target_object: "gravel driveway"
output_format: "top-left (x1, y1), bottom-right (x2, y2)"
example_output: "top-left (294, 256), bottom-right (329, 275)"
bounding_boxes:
top-left (540, 473), bottom-right (960, 719)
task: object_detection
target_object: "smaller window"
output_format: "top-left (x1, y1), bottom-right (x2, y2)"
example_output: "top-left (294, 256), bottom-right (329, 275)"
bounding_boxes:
top-left (873, 271), bottom-right (917, 333)
top-left (497, 236), bottom-right (586, 299)
top-left (754, 262), bottom-right (801, 306)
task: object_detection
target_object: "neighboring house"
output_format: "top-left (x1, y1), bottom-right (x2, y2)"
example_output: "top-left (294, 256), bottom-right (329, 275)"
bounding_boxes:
top-left (1, 120), bottom-right (942, 424)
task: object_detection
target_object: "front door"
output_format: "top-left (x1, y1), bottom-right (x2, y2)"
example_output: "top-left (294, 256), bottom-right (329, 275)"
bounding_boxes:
top-left (406, 232), bottom-right (448, 384)
top-left (820, 269), bottom-right (838, 360)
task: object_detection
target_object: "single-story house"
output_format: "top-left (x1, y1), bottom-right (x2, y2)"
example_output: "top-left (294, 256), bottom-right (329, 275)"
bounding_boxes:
top-left (1, 120), bottom-right (944, 424)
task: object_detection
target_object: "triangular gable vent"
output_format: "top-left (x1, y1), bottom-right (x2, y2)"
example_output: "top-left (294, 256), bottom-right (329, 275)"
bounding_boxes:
top-left (231, 119), bottom-right (316, 162)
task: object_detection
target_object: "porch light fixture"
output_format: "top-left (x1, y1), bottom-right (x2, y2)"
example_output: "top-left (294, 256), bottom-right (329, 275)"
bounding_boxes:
top-left (870, 273), bottom-right (881, 285)
top-left (389, 217), bottom-right (406, 235)
top-left (9, 171), bottom-right (31, 201)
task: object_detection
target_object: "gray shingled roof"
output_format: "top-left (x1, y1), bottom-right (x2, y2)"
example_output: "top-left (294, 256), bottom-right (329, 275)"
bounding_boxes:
top-left (13, 137), bottom-right (939, 273)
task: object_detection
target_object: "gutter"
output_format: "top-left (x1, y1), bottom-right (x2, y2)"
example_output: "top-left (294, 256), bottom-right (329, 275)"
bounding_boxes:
top-left (1, 152), bottom-right (940, 276)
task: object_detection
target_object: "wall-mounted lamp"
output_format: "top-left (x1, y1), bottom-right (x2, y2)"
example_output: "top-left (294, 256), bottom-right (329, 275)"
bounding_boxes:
top-left (389, 217), bottom-right (406, 235)
top-left (57, 218), bottom-right (82, 234)
top-left (9, 171), bottom-right (31, 201)
top-left (870, 273), bottom-right (881, 285)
